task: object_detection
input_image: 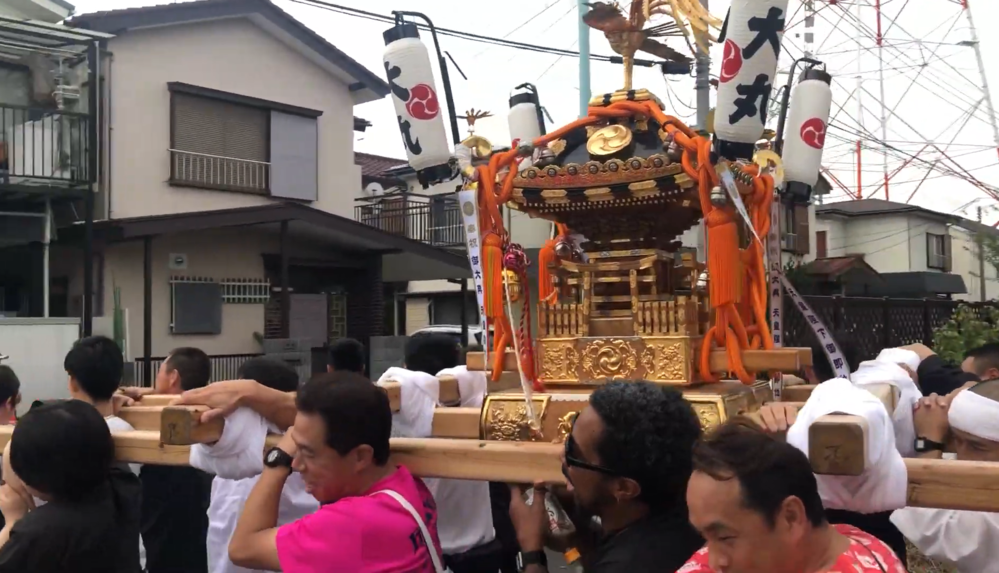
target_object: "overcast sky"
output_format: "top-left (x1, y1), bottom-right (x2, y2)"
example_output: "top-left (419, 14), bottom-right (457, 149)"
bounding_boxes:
top-left (71, 0), bottom-right (999, 222)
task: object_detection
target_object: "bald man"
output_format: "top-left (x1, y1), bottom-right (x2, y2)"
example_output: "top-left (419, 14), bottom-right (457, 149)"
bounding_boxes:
top-left (892, 380), bottom-right (999, 572)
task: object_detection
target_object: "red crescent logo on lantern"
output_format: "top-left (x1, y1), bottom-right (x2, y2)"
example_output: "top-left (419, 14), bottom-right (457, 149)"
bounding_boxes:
top-left (800, 118), bottom-right (827, 149)
top-left (406, 84), bottom-right (440, 121)
top-left (719, 39), bottom-right (742, 84)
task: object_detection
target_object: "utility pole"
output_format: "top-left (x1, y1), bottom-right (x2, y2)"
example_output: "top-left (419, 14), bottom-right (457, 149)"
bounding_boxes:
top-left (577, 0), bottom-right (591, 118)
top-left (694, 0), bottom-right (711, 131)
top-left (979, 206), bottom-right (987, 302)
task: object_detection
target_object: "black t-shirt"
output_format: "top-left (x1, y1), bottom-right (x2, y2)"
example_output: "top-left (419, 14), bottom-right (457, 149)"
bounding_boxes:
top-left (587, 511), bottom-right (704, 573)
top-left (139, 465), bottom-right (213, 573)
top-left (0, 465), bottom-right (142, 573)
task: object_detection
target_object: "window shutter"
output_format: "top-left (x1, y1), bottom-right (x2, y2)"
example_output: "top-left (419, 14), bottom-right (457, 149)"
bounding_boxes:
top-left (925, 234), bottom-right (933, 269)
top-left (171, 93), bottom-right (268, 193)
top-left (172, 93), bottom-right (267, 160)
top-left (816, 231), bottom-right (827, 259)
top-left (943, 234), bottom-right (953, 272)
top-left (794, 204), bottom-right (810, 255)
top-left (269, 111), bottom-right (318, 201)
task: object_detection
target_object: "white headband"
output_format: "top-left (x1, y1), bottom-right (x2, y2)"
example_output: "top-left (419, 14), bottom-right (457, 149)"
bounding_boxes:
top-left (948, 390), bottom-right (999, 442)
top-left (876, 348), bottom-right (921, 371)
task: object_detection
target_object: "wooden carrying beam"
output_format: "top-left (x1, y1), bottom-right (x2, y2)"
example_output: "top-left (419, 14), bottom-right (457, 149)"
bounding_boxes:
top-left (124, 373), bottom-right (522, 424)
top-left (0, 425), bottom-right (997, 512)
top-left (122, 405), bottom-right (485, 445)
top-left (467, 348), bottom-right (813, 375)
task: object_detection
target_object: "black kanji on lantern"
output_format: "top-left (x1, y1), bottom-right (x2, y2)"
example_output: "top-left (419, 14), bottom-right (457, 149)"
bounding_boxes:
top-left (384, 61), bottom-right (410, 102)
top-left (729, 74), bottom-right (772, 124)
top-left (397, 116), bottom-right (422, 156)
top-left (743, 6), bottom-right (785, 59)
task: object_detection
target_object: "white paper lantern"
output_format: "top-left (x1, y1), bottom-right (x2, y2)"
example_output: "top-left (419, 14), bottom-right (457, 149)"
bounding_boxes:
top-left (508, 90), bottom-right (543, 146)
top-left (783, 68), bottom-right (832, 189)
top-left (715, 0), bottom-right (790, 158)
top-left (383, 23), bottom-right (451, 181)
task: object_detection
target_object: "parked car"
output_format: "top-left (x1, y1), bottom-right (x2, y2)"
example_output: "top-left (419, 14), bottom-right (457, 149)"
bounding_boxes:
top-left (411, 324), bottom-right (484, 347)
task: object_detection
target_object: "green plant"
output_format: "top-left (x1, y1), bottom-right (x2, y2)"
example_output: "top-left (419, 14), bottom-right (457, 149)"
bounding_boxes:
top-left (932, 303), bottom-right (999, 365)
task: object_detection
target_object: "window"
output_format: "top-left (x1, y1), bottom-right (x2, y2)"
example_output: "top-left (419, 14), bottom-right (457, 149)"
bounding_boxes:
top-left (926, 233), bottom-right (952, 271)
top-left (168, 84), bottom-right (319, 200)
top-left (170, 93), bottom-right (269, 194)
top-left (816, 231), bottom-right (827, 259)
top-left (780, 204), bottom-right (811, 255)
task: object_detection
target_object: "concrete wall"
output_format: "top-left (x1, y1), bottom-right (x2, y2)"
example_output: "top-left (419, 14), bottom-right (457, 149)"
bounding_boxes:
top-left (103, 17), bottom-right (360, 220)
top-left (0, 318), bottom-right (79, 411)
top-left (99, 228), bottom-right (277, 358)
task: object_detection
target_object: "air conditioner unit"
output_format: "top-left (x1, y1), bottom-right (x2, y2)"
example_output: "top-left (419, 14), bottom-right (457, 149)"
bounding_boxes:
top-left (782, 233), bottom-right (798, 251)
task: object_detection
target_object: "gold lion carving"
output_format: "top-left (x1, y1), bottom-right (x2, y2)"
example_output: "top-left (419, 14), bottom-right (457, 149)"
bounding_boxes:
top-left (582, 339), bottom-right (638, 380)
top-left (691, 403), bottom-right (722, 430)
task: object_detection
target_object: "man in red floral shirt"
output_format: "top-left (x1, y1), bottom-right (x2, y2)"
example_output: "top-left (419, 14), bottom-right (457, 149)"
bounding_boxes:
top-left (678, 420), bottom-right (905, 573)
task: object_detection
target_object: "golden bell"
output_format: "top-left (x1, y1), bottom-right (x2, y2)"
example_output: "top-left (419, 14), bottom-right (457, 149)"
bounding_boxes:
top-left (503, 269), bottom-right (522, 302)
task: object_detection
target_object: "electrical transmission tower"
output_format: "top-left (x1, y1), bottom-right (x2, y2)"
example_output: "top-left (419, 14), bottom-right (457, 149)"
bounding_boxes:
top-left (777, 0), bottom-right (999, 216)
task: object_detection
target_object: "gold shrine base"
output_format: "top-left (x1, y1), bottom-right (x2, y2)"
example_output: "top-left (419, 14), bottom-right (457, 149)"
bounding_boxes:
top-left (479, 381), bottom-right (774, 444)
top-left (539, 336), bottom-right (699, 385)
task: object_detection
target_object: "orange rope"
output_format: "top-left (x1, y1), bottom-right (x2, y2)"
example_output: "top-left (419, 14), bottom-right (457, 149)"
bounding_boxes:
top-left (588, 100), bottom-right (773, 384)
top-left (481, 102), bottom-right (774, 385)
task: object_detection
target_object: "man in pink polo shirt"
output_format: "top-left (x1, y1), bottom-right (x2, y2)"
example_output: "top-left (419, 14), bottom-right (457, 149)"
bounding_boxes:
top-left (227, 371), bottom-right (445, 573)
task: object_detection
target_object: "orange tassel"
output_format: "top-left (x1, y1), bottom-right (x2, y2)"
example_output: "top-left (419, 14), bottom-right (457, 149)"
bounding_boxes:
top-left (538, 239), bottom-right (558, 303)
top-left (705, 209), bottom-right (742, 308)
top-left (482, 232), bottom-right (505, 318)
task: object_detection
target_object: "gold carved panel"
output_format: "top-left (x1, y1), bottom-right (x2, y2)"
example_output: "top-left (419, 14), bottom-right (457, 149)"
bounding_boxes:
top-left (582, 339), bottom-right (638, 380)
top-left (540, 341), bottom-right (580, 382)
top-left (538, 336), bottom-right (697, 386)
top-left (480, 395), bottom-right (551, 442)
top-left (681, 381), bottom-right (766, 431)
top-left (639, 340), bottom-right (690, 383)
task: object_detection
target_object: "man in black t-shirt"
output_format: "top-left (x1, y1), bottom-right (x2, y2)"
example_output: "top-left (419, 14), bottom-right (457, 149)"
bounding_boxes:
top-left (509, 381), bottom-right (705, 573)
top-left (124, 347), bottom-right (213, 573)
top-left (0, 400), bottom-right (142, 573)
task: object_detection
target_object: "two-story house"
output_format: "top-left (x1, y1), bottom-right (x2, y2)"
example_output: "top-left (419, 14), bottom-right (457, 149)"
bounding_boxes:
top-left (0, 0), bottom-right (108, 320)
top-left (355, 151), bottom-right (552, 335)
top-left (50, 0), bottom-right (470, 382)
top-left (813, 199), bottom-right (996, 300)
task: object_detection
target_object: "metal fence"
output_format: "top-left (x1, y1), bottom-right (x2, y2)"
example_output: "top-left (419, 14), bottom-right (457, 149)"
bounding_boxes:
top-left (354, 195), bottom-right (463, 248)
top-left (169, 149), bottom-right (270, 194)
top-left (129, 353), bottom-right (262, 388)
top-left (0, 103), bottom-right (90, 183)
top-left (784, 296), bottom-right (996, 361)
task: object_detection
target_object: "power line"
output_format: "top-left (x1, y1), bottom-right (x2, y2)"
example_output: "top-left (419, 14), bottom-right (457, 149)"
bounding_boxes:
top-left (288, 0), bottom-right (619, 61)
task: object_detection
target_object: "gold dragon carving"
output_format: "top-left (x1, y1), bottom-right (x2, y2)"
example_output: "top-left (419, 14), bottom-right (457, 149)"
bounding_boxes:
top-left (541, 342), bottom-right (580, 381)
top-left (639, 341), bottom-right (686, 381)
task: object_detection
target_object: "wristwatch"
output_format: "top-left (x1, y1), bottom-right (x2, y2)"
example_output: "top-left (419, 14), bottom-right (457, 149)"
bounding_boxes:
top-left (264, 446), bottom-right (294, 470)
top-left (914, 436), bottom-right (946, 453)
top-left (516, 550), bottom-right (547, 571)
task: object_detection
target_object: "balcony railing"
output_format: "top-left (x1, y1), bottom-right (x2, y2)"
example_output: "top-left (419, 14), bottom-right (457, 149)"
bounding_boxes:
top-left (0, 103), bottom-right (90, 184)
top-left (128, 353), bottom-right (263, 387)
top-left (354, 194), bottom-right (464, 248)
top-left (169, 149), bottom-right (270, 194)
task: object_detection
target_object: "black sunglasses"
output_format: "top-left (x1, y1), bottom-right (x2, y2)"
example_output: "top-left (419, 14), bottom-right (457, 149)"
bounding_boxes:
top-left (563, 422), bottom-right (620, 477)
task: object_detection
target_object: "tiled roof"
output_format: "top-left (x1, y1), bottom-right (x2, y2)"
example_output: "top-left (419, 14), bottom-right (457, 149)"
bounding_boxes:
top-left (67, 0), bottom-right (389, 98)
top-left (816, 198), bottom-right (999, 236)
top-left (802, 255), bottom-right (878, 279)
top-left (355, 152), bottom-right (407, 178)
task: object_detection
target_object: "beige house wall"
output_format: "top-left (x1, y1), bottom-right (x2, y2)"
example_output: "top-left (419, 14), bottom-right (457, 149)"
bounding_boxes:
top-left (102, 17), bottom-right (361, 220)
